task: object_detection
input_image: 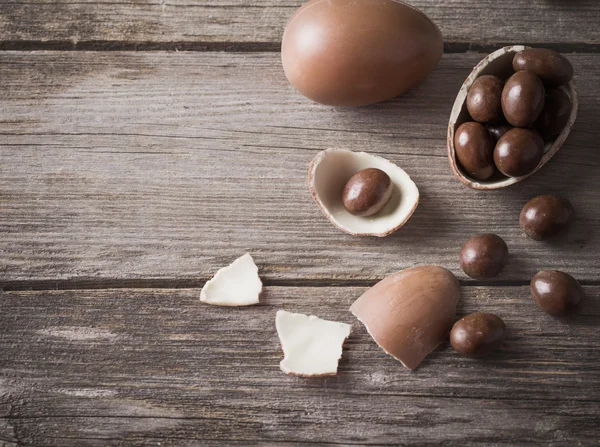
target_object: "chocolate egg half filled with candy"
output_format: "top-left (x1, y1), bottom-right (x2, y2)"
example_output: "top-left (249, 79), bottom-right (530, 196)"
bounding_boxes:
top-left (351, 265), bottom-right (460, 370)
top-left (282, 0), bottom-right (443, 106)
top-left (448, 45), bottom-right (578, 189)
top-left (308, 149), bottom-right (419, 237)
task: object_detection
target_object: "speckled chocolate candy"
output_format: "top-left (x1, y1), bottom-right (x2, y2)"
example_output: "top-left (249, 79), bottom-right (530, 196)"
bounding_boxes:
top-left (501, 71), bottom-right (545, 127)
top-left (450, 312), bottom-right (506, 357)
top-left (342, 168), bottom-right (393, 217)
top-left (530, 270), bottom-right (583, 316)
top-left (513, 48), bottom-right (574, 87)
top-left (494, 128), bottom-right (544, 178)
top-left (466, 75), bottom-right (504, 123)
top-left (460, 234), bottom-right (508, 279)
top-left (454, 122), bottom-right (495, 180)
top-left (519, 194), bottom-right (574, 240)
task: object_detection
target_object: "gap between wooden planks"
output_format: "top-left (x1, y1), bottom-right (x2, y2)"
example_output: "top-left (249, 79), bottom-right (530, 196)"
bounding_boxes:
top-left (0, 0), bottom-right (599, 48)
top-left (1, 51), bottom-right (599, 284)
top-left (0, 286), bottom-right (598, 445)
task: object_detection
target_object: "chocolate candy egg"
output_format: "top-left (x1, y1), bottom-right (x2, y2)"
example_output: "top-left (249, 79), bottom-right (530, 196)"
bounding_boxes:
top-left (450, 313), bottom-right (506, 357)
top-left (519, 194), bottom-right (574, 240)
top-left (530, 270), bottom-right (583, 317)
top-left (494, 128), bottom-right (544, 178)
top-left (536, 89), bottom-right (572, 138)
top-left (501, 71), bottom-right (545, 127)
top-left (486, 123), bottom-right (513, 141)
top-left (281, 0), bottom-right (443, 106)
top-left (454, 122), bottom-right (495, 180)
top-left (342, 168), bottom-right (393, 216)
top-left (460, 234), bottom-right (508, 279)
top-left (466, 75), bottom-right (504, 123)
top-left (513, 48), bottom-right (574, 87)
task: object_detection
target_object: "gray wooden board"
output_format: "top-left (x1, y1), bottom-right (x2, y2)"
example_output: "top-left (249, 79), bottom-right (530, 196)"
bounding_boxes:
top-left (0, 286), bottom-right (598, 445)
top-left (1, 51), bottom-right (599, 283)
top-left (0, 0), bottom-right (599, 48)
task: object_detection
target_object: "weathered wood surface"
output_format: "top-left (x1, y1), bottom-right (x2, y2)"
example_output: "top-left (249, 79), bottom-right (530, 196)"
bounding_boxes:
top-left (1, 51), bottom-right (599, 283)
top-left (0, 286), bottom-right (598, 445)
top-left (1, 0), bottom-right (599, 49)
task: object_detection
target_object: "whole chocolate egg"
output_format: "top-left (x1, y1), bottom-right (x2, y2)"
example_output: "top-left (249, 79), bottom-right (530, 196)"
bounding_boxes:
top-left (281, 0), bottom-right (443, 106)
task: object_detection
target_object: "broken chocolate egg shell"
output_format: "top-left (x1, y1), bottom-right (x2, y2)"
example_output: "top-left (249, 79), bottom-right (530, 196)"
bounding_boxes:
top-left (308, 149), bottom-right (419, 237)
top-left (200, 253), bottom-right (262, 306)
top-left (276, 310), bottom-right (352, 377)
top-left (350, 265), bottom-right (460, 370)
top-left (448, 45), bottom-right (578, 190)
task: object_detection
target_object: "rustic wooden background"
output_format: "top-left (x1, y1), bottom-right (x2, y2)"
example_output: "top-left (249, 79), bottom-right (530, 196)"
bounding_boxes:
top-left (0, 1), bottom-right (599, 445)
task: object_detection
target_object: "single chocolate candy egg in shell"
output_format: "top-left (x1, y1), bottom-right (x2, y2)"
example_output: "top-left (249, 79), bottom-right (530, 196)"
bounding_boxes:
top-left (308, 149), bottom-right (419, 237)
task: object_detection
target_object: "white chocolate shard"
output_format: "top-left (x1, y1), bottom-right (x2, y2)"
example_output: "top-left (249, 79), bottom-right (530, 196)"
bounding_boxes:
top-left (276, 310), bottom-right (352, 376)
top-left (200, 253), bottom-right (262, 306)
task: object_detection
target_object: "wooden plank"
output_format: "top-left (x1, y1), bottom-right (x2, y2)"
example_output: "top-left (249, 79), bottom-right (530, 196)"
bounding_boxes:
top-left (1, 51), bottom-right (599, 283)
top-left (0, 286), bottom-right (598, 445)
top-left (0, 0), bottom-right (599, 48)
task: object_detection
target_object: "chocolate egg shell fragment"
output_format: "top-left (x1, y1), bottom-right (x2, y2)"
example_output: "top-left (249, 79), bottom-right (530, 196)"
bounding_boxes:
top-left (494, 128), bottom-right (544, 178)
top-left (276, 310), bottom-right (352, 376)
top-left (520, 194), bottom-right (574, 240)
top-left (454, 122), bottom-right (495, 180)
top-left (308, 149), bottom-right (419, 237)
top-left (501, 71), bottom-right (545, 127)
top-left (460, 234), bottom-right (508, 280)
top-left (513, 48), bottom-right (574, 87)
top-left (350, 266), bottom-right (460, 370)
top-left (200, 253), bottom-right (262, 306)
top-left (466, 75), bottom-right (504, 123)
top-left (450, 313), bottom-right (506, 357)
top-left (281, 0), bottom-right (443, 106)
top-left (448, 45), bottom-right (578, 190)
top-left (537, 89), bottom-right (572, 139)
top-left (342, 168), bottom-right (393, 217)
top-left (530, 270), bottom-right (583, 317)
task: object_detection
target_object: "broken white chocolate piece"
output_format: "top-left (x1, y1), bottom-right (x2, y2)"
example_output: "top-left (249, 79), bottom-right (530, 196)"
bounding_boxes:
top-left (275, 310), bottom-right (352, 376)
top-left (200, 253), bottom-right (262, 306)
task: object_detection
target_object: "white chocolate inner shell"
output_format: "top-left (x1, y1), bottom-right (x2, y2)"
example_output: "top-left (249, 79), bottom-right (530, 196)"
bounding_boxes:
top-left (310, 149), bottom-right (419, 236)
top-left (200, 253), bottom-right (262, 306)
top-left (276, 310), bottom-right (352, 376)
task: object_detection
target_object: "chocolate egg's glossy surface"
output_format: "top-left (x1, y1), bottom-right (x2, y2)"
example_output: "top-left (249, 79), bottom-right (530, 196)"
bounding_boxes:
top-left (350, 266), bottom-right (460, 370)
top-left (466, 75), bottom-right (504, 123)
top-left (520, 194), bottom-right (574, 240)
top-left (342, 168), bottom-right (393, 217)
top-left (450, 313), bottom-right (506, 357)
top-left (494, 128), bottom-right (544, 178)
top-left (454, 122), bottom-right (495, 180)
top-left (460, 234), bottom-right (508, 279)
top-left (513, 48), bottom-right (573, 87)
top-left (282, 0), bottom-right (443, 106)
top-left (530, 270), bottom-right (583, 317)
top-left (501, 71), bottom-right (545, 127)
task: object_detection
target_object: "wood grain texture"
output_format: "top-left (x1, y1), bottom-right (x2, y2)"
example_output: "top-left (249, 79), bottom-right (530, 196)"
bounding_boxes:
top-left (0, 0), bottom-right (599, 48)
top-left (0, 286), bottom-right (598, 445)
top-left (1, 51), bottom-right (599, 284)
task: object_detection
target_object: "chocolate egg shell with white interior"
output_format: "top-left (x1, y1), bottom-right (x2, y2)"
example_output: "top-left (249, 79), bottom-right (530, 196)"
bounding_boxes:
top-left (447, 46), bottom-right (578, 189)
top-left (308, 149), bottom-right (420, 237)
top-left (350, 265), bottom-right (460, 370)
